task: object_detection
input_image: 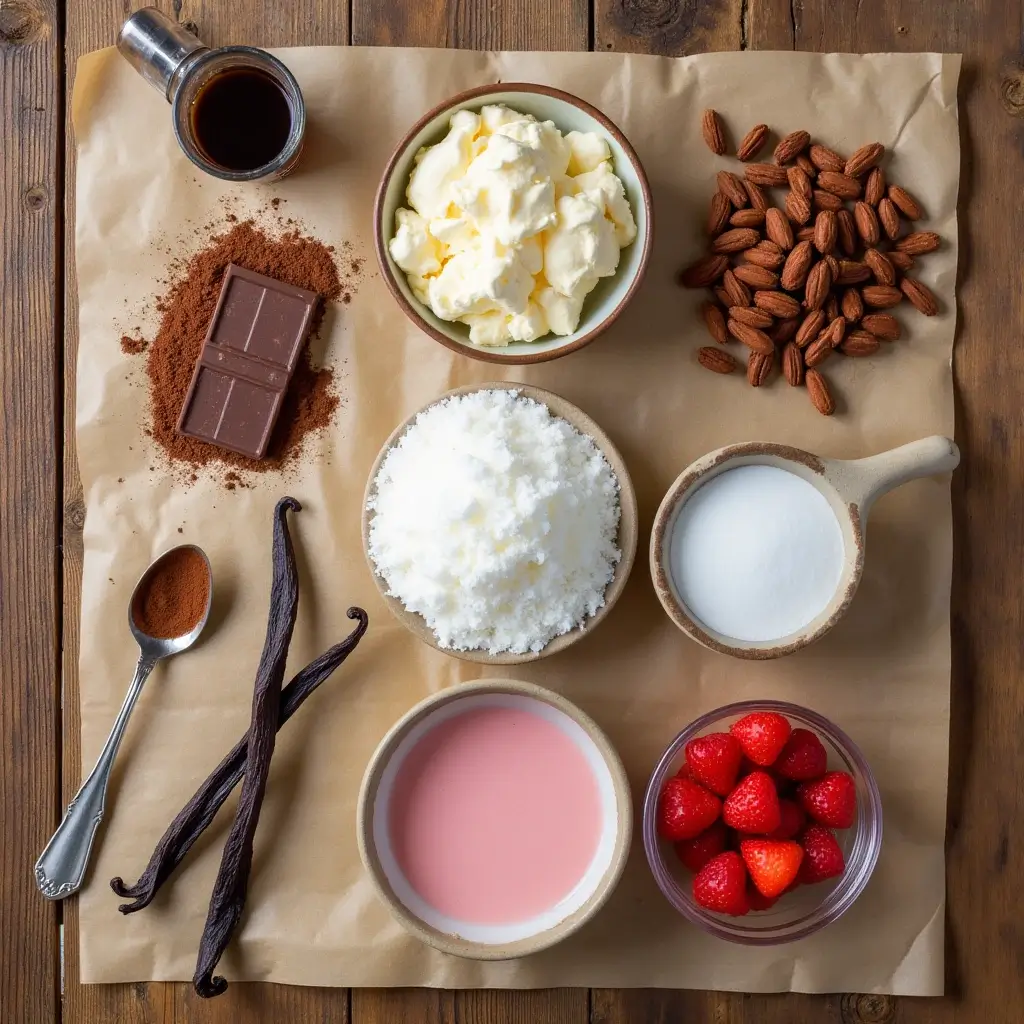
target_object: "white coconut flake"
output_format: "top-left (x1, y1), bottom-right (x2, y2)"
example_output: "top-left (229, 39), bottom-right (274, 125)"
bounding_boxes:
top-left (367, 389), bottom-right (621, 654)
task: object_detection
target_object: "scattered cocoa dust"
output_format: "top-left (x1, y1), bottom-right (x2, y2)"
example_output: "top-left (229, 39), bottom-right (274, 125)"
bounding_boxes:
top-left (120, 335), bottom-right (147, 355)
top-left (129, 218), bottom-right (356, 478)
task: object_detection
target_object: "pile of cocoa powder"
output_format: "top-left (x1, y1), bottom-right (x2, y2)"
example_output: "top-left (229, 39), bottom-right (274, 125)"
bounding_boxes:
top-left (129, 218), bottom-right (352, 476)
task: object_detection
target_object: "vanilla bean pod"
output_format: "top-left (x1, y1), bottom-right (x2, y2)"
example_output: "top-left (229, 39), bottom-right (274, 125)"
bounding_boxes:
top-left (193, 496), bottom-right (300, 998)
top-left (110, 607), bottom-right (368, 913)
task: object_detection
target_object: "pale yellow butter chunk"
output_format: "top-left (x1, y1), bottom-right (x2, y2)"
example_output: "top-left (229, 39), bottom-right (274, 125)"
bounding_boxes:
top-left (390, 103), bottom-right (636, 346)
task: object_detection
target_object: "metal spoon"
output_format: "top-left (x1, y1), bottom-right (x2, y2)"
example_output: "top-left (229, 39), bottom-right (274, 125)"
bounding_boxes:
top-left (35, 545), bottom-right (213, 900)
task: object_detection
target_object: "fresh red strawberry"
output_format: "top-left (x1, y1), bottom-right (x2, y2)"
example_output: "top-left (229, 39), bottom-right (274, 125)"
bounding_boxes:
top-left (766, 798), bottom-right (806, 840)
top-left (692, 852), bottom-right (750, 916)
top-left (797, 771), bottom-right (857, 829)
top-left (740, 838), bottom-right (804, 898)
top-left (674, 820), bottom-right (728, 872)
top-left (775, 728), bottom-right (829, 781)
top-left (723, 771), bottom-right (782, 834)
top-left (684, 732), bottom-right (744, 796)
top-left (657, 776), bottom-right (721, 841)
top-left (730, 712), bottom-right (792, 766)
top-left (798, 825), bottom-right (846, 884)
top-left (747, 885), bottom-right (779, 912)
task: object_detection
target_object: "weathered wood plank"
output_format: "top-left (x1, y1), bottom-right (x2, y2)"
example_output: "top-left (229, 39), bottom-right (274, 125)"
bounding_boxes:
top-left (0, 0), bottom-right (62, 1020)
top-left (595, 0), bottom-right (741, 55)
top-left (61, 4), bottom-right (350, 1022)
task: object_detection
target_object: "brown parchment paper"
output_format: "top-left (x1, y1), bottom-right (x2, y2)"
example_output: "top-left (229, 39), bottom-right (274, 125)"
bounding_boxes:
top-left (72, 46), bottom-right (960, 994)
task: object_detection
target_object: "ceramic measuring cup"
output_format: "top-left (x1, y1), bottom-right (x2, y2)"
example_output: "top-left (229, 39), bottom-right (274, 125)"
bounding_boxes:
top-left (650, 435), bottom-right (960, 660)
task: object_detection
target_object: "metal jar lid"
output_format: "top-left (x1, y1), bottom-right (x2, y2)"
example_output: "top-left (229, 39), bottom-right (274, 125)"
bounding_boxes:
top-left (117, 7), bottom-right (208, 101)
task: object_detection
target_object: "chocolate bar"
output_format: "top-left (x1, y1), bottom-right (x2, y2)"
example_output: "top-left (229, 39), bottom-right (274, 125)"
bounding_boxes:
top-left (176, 264), bottom-right (319, 459)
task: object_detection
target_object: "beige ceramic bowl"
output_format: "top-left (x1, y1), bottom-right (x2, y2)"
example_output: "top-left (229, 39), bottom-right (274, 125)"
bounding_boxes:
top-left (362, 382), bottom-right (638, 664)
top-left (356, 679), bottom-right (632, 960)
top-left (650, 436), bottom-right (960, 659)
top-left (373, 83), bottom-right (653, 364)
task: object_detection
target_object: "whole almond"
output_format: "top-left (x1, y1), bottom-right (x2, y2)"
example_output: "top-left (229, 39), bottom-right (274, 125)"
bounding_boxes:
top-left (888, 184), bottom-right (924, 220)
top-left (901, 276), bottom-right (939, 315)
top-left (769, 318), bottom-right (799, 345)
top-left (896, 231), bottom-right (941, 255)
top-left (755, 290), bottom-right (802, 319)
top-left (743, 239), bottom-right (786, 269)
top-left (813, 189), bottom-right (844, 212)
top-left (878, 198), bottom-right (901, 240)
top-left (825, 293), bottom-right (840, 323)
top-left (746, 163), bottom-right (790, 187)
top-left (743, 179), bottom-right (770, 212)
top-left (817, 171), bottom-right (862, 199)
top-left (774, 130), bottom-right (811, 164)
top-left (836, 209), bottom-right (857, 255)
top-left (804, 260), bottom-right (833, 310)
top-left (722, 268), bottom-right (752, 306)
top-left (796, 154), bottom-right (817, 178)
top-left (888, 250), bottom-right (916, 272)
top-left (765, 208), bottom-right (795, 250)
top-left (717, 170), bottom-right (749, 208)
top-left (707, 192), bottom-right (731, 236)
top-left (862, 284), bottom-right (904, 308)
top-left (813, 210), bottom-right (838, 254)
top-left (712, 228), bottom-right (761, 254)
top-left (809, 144), bottom-right (846, 173)
top-left (787, 165), bottom-right (813, 201)
top-left (796, 226), bottom-right (816, 242)
top-left (823, 255), bottom-right (840, 281)
top-left (747, 350), bottom-right (774, 387)
top-left (733, 264), bottom-right (779, 289)
top-left (780, 240), bottom-right (814, 290)
top-left (861, 313), bottom-right (902, 340)
top-left (701, 301), bottom-right (728, 344)
top-left (698, 346), bottom-right (738, 374)
top-left (840, 330), bottom-right (881, 357)
top-left (796, 309), bottom-right (827, 348)
top-left (701, 109), bottom-right (727, 155)
top-left (805, 369), bottom-right (835, 416)
top-left (727, 319), bottom-right (775, 354)
top-left (864, 167), bottom-right (886, 206)
top-left (841, 287), bottom-right (864, 322)
top-left (730, 305), bottom-right (775, 329)
top-left (730, 208), bottom-right (766, 229)
top-left (863, 248), bottom-right (896, 286)
top-left (845, 142), bottom-right (884, 177)
top-left (715, 286), bottom-right (738, 308)
top-left (836, 259), bottom-right (871, 285)
top-left (679, 253), bottom-right (729, 288)
top-left (782, 341), bottom-right (804, 386)
top-left (854, 201), bottom-right (881, 245)
top-left (825, 315), bottom-right (847, 347)
top-left (804, 334), bottom-right (834, 368)
top-left (785, 189), bottom-right (812, 225)
top-left (737, 124), bottom-right (770, 161)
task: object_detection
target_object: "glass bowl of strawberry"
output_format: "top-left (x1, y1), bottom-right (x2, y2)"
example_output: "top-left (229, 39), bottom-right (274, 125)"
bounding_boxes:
top-left (642, 700), bottom-right (882, 944)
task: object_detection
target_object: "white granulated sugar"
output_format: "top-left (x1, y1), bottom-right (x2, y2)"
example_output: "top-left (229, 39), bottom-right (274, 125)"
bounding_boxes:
top-left (367, 389), bottom-right (621, 655)
top-left (669, 465), bottom-right (844, 643)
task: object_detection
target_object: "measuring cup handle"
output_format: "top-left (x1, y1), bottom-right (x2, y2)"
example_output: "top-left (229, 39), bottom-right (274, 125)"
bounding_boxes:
top-left (833, 435), bottom-right (960, 512)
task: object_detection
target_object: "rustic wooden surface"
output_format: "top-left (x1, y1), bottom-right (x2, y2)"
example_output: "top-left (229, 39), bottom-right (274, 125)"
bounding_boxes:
top-left (1, 0), bottom-right (1021, 1018)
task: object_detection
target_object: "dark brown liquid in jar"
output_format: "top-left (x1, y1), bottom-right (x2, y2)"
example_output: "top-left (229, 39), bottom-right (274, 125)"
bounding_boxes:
top-left (191, 67), bottom-right (292, 172)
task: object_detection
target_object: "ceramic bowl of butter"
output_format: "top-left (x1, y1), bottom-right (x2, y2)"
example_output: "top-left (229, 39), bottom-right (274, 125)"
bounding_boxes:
top-left (374, 83), bottom-right (653, 364)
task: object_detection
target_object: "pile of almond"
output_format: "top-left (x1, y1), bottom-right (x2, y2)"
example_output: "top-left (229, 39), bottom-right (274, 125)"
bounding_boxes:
top-left (680, 111), bottom-right (942, 415)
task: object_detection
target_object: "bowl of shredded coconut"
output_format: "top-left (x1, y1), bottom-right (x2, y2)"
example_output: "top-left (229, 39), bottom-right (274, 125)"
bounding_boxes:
top-left (374, 84), bottom-right (653, 364)
top-left (363, 384), bottom-right (638, 662)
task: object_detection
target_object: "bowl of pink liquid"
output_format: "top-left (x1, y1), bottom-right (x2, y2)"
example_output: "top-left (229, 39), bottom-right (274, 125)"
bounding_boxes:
top-left (357, 679), bottom-right (632, 959)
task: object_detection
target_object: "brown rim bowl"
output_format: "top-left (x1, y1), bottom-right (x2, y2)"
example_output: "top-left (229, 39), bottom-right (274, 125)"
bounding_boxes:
top-left (362, 382), bottom-right (639, 664)
top-left (356, 679), bottom-right (633, 960)
top-left (373, 83), bottom-right (653, 365)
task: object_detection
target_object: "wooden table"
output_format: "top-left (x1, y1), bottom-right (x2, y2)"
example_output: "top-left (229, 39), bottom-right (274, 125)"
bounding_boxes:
top-left (2, 0), bottom-right (1022, 1020)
